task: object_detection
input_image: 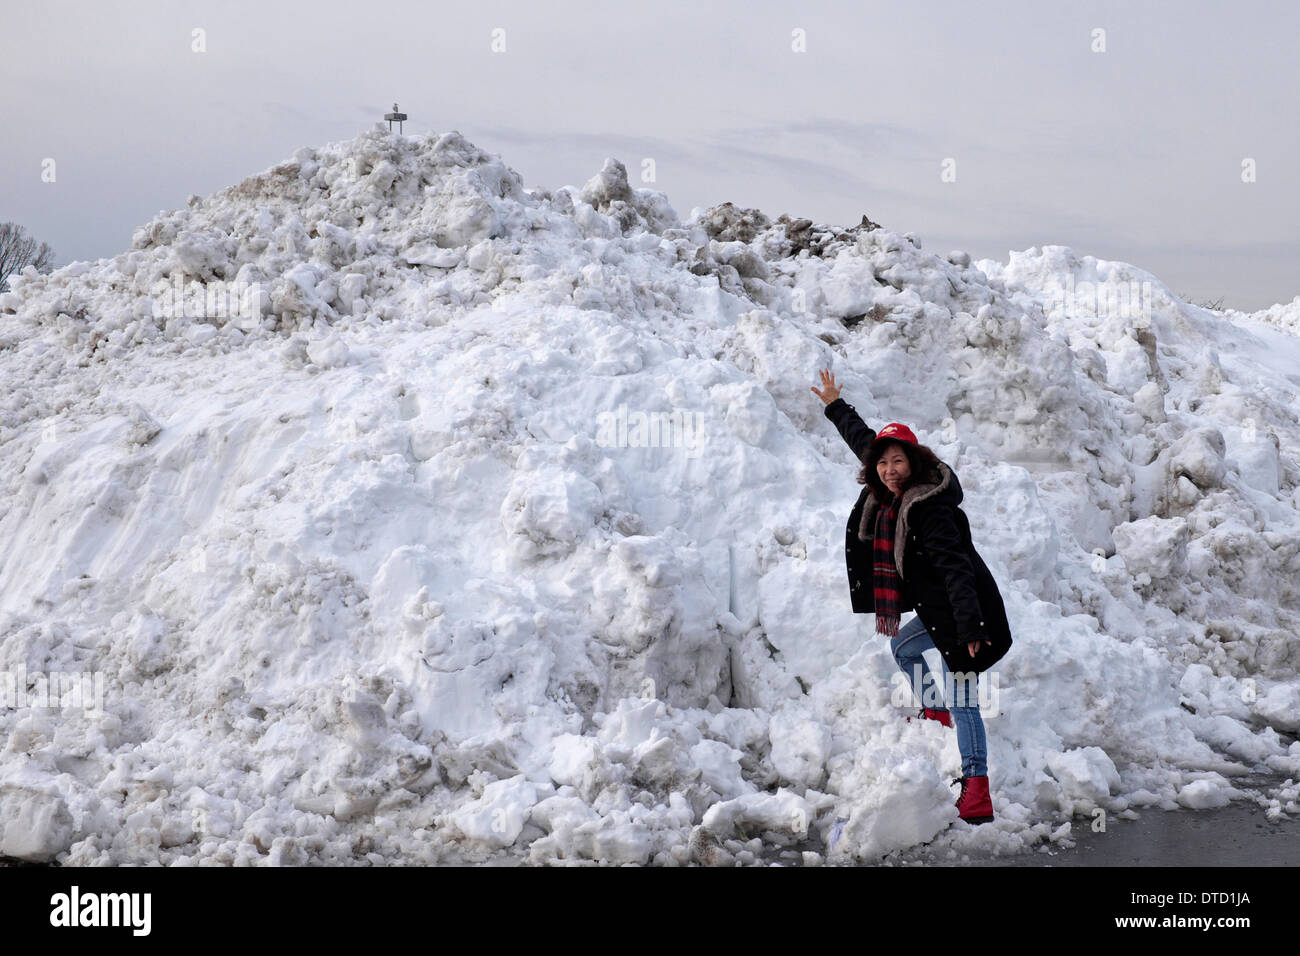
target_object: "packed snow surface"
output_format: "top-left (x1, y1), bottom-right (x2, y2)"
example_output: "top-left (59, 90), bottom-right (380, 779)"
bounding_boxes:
top-left (1, 127), bottom-right (1298, 865)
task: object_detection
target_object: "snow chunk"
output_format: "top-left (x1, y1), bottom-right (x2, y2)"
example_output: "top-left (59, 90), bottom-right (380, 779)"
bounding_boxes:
top-left (0, 785), bottom-right (76, 862)
top-left (499, 464), bottom-right (603, 559)
top-left (1176, 776), bottom-right (1232, 809)
top-left (305, 331), bottom-right (353, 368)
top-left (445, 774), bottom-right (550, 849)
top-left (547, 734), bottom-right (600, 792)
top-left (702, 787), bottom-right (827, 840)
top-left (769, 706), bottom-right (831, 788)
top-left (1114, 516), bottom-right (1189, 581)
top-left (1044, 746), bottom-right (1121, 811)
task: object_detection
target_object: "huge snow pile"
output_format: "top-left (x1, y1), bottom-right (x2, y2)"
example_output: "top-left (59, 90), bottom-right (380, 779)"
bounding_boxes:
top-left (1, 127), bottom-right (1297, 865)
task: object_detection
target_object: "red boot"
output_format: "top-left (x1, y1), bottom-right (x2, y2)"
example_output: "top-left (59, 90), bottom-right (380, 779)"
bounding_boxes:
top-left (906, 707), bottom-right (952, 728)
top-left (953, 775), bottom-right (994, 823)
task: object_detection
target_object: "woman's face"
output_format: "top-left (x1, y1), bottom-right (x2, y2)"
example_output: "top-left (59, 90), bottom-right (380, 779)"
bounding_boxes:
top-left (876, 444), bottom-right (911, 495)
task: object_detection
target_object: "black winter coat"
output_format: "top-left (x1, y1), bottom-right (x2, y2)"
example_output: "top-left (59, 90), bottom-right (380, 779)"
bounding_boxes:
top-left (824, 398), bottom-right (1012, 675)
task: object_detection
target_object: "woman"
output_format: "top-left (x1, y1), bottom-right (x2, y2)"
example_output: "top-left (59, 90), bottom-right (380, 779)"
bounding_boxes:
top-left (811, 368), bottom-right (1013, 824)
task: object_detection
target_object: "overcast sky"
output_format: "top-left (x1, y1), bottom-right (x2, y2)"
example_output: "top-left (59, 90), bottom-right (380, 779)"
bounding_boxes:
top-left (2, 0), bottom-right (1296, 310)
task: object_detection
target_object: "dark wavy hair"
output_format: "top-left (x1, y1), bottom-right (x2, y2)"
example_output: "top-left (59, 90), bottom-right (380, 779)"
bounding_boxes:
top-left (858, 436), bottom-right (944, 500)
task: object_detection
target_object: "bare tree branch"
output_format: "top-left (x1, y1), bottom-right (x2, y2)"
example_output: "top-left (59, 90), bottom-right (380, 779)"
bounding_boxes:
top-left (0, 222), bottom-right (57, 291)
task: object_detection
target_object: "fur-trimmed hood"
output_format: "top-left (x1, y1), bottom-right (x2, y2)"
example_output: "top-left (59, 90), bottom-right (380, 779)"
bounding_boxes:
top-left (857, 460), bottom-right (963, 579)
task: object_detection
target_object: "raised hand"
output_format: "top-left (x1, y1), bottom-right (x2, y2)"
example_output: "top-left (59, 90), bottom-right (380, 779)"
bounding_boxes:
top-left (811, 368), bottom-right (842, 405)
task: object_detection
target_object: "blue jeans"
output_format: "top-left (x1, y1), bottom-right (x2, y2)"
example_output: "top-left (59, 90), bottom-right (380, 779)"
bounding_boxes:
top-left (889, 615), bottom-right (988, 778)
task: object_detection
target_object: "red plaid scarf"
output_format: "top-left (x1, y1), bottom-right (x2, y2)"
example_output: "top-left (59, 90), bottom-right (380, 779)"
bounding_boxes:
top-left (872, 491), bottom-right (905, 636)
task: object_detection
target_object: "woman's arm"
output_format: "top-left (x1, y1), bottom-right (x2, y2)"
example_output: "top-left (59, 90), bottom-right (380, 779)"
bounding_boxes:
top-left (824, 399), bottom-right (877, 463)
top-left (814, 367), bottom-right (877, 462)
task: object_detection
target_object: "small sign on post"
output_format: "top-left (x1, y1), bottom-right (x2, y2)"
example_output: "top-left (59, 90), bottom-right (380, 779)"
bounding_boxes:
top-left (384, 102), bottom-right (408, 133)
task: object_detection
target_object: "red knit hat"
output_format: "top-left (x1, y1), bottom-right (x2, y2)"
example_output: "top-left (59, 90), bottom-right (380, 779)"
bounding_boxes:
top-left (869, 422), bottom-right (918, 458)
